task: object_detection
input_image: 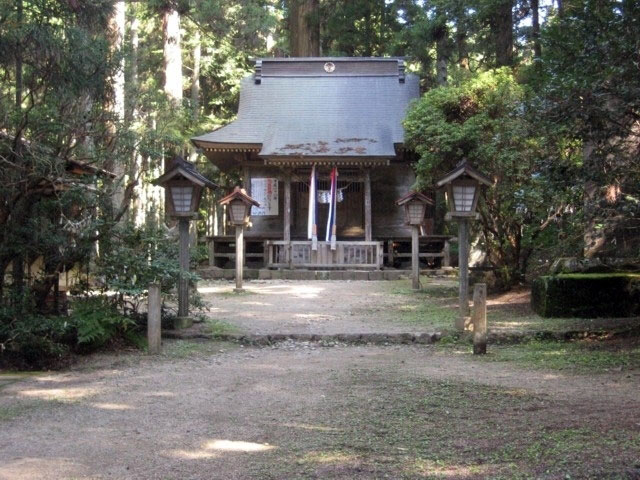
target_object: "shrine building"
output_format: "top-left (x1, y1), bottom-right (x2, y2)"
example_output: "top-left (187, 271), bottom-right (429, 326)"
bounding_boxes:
top-left (192, 57), bottom-right (451, 270)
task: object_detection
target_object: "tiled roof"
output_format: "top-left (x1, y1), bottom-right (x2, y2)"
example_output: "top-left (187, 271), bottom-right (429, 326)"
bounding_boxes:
top-left (192, 58), bottom-right (420, 159)
top-left (153, 156), bottom-right (218, 189)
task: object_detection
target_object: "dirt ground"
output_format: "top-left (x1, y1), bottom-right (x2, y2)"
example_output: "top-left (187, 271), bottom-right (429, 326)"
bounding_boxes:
top-left (199, 280), bottom-right (424, 335)
top-left (1, 280), bottom-right (639, 479)
top-left (198, 278), bottom-right (637, 335)
top-left (1, 344), bottom-right (639, 480)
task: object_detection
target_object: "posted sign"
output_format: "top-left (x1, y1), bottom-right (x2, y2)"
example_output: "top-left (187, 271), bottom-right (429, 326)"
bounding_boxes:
top-left (250, 178), bottom-right (279, 216)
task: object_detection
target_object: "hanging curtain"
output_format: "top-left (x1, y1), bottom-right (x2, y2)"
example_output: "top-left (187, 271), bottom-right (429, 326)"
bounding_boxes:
top-left (307, 164), bottom-right (318, 250)
top-left (325, 167), bottom-right (338, 249)
top-left (317, 189), bottom-right (344, 203)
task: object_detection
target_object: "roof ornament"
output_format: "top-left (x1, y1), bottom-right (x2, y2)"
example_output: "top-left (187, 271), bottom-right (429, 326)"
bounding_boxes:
top-left (254, 59), bottom-right (262, 84)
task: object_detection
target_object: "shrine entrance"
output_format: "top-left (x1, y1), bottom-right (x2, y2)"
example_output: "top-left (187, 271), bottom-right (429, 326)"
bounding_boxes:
top-left (293, 178), bottom-right (364, 241)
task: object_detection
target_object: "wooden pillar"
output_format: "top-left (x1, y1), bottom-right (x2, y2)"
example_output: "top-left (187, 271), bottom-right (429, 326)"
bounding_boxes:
top-left (364, 169), bottom-right (372, 242)
top-left (176, 217), bottom-right (192, 328)
top-left (235, 225), bottom-right (244, 292)
top-left (443, 239), bottom-right (451, 267)
top-left (472, 283), bottom-right (487, 354)
top-left (283, 171), bottom-right (291, 242)
top-left (412, 225), bottom-right (420, 290)
top-left (208, 237), bottom-right (215, 267)
top-left (147, 283), bottom-right (161, 354)
top-left (387, 240), bottom-right (394, 267)
top-left (456, 218), bottom-right (470, 329)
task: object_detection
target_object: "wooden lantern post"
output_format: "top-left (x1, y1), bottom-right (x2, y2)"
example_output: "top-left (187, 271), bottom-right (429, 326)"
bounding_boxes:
top-left (436, 160), bottom-right (492, 330)
top-left (219, 187), bottom-right (260, 293)
top-left (152, 156), bottom-right (218, 328)
top-left (396, 192), bottom-right (434, 290)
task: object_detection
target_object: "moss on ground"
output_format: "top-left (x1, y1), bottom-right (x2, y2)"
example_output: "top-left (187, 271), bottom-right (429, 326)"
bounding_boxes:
top-left (205, 318), bottom-right (243, 336)
top-left (387, 278), bottom-right (639, 334)
top-left (247, 369), bottom-right (640, 479)
top-left (478, 338), bottom-right (640, 373)
top-left (161, 339), bottom-right (239, 358)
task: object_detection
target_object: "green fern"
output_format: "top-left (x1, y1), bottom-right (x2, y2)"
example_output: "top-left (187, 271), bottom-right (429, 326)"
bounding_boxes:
top-left (71, 297), bottom-right (134, 348)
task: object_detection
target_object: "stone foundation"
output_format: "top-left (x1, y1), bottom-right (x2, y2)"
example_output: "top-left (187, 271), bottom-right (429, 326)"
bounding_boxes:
top-left (197, 267), bottom-right (457, 281)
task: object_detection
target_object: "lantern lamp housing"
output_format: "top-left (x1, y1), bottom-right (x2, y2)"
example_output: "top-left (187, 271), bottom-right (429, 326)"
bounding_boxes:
top-left (435, 160), bottom-right (492, 219)
top-left (219, 186), bottom-right (261, 226)
top-left (152, 156), bottom-right (218, 217)
top-left (396, 191), bottom-right (434, 226)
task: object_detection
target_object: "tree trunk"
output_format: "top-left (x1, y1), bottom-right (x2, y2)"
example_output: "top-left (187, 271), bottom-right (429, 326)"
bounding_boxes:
top-left (453, 6), bottom-right (469, 71)
top-left (126, 7), bottom-right (139, 125)
top-left (435, 19), bottom-right (449, 85)
top-left (189, 30), bottom-right (201, 163)
top-left (163, 7), bottom-right (183, 104)
top-left (433, 7), bottom-right (450, 86)
top-left (15, 0), bottom-right (23, 109)
top-left (110, 1), bottom-right (126, 122)
top-left (191, 30), bottom-right (201, 120)
top-left (288, 0), bottom-right (320, 56)
top-left (106, 1), bottom-right (126, 212)
top-left (127, 6), bottom-right (142, 223)
top-left (531, 0), bottom-right (541, 59)
top-left (492, 0), bottom-right (514, 67)
top-left (456, 32), bottom-right (469, 70)
top-left (12, 2), bottom-right (25, 298)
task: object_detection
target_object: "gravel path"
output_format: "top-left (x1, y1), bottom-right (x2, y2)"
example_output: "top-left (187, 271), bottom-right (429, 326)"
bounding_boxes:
top-left (1, 344), bottom-right (639, 479)
top-left (199, 280), bottom-right (440, 335)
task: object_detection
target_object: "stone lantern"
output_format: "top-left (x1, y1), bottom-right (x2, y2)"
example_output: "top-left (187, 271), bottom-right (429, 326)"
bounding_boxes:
top-left (218, 187), bottom-right (260, 292)
top-left (153, 156), bottom-right (217, 327)
top-left (396, 191), bottom-right (434, 290)
top-left (436, 160), bottom-right (492, 329)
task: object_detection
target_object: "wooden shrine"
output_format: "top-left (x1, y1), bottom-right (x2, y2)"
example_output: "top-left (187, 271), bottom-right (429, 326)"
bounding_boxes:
top-left (192, 57), bottom-right (452, 270)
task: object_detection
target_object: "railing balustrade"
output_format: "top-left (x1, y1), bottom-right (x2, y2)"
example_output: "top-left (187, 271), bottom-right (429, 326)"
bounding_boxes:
top-left (265, 241), bottom-right (383, 269)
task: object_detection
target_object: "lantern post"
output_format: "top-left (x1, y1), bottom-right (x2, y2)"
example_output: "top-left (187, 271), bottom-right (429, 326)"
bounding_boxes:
top-left (396, 191), bottom-right (434, 290)
top-left (152, 156), bottom-right (217, 328)
top-left (436, 160), bottom-right (492, 330)
top-left (218, 187), bottom-right (260, 293)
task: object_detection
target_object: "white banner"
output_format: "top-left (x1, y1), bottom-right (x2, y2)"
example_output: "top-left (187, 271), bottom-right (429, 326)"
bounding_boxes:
top-left (250, 178), bottom-right (279, 216)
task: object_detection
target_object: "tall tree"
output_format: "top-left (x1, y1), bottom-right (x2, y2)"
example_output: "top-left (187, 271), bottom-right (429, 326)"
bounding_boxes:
top-left (531, 0), bottom-right (541, 59)
top-left (163, 5), bottom-right (183, 104)
top-left (434, 9), bottom-right (450, 85)
top-left (107, 0), bottom-right (127, 209)
top-left (540, 0), bottom-right (640, 258)
top-left (492, 0), bottom-right (514, 67)
top-left (288, 0), bottom-right (320, 56)
top-left (454, 5), bottom-right (470, 70)
top-left (191, 29), bottom-right (201, 119)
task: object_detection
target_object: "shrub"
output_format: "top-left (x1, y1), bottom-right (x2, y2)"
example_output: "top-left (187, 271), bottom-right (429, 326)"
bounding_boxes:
top-left (70, 296), bottom-right (137, 350)
top-left (531, 273), bottom-right (640, 318)
top-left (0, 305), bottom-right (73, 370)
top-left (95, 222), bottom-right (201, 317)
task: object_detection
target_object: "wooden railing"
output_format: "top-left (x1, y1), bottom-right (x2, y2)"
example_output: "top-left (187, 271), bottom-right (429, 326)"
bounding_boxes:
top-left (265, 241), bottom-right (383, 269)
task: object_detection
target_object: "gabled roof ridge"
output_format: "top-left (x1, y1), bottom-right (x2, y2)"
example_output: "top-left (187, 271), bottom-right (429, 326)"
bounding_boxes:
top-left (254, 56), bottom-right (406, 84)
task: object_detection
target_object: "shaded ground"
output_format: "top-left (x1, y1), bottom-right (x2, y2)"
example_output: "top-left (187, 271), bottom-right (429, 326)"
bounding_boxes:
top-left (199, 278), bottom-right (639, 336)
top-left (1, 342), bottom-right (639, 479)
